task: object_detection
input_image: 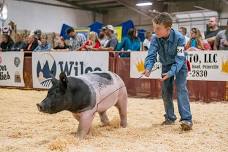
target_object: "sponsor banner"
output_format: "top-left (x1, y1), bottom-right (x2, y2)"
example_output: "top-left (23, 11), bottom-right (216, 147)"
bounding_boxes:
top-left (0, 52), bottom-right (25, 87)
top-left (32, 51), bottom-right (109, 89)
top-left (130, 51), bottom-right (228, 81)
top-left (130, 52), bottom-right (162, 79)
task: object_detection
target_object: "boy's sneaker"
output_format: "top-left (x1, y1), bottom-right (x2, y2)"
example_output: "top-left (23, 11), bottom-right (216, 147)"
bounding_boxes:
top-left (180, 120), bottom-right (193, 131)
top-left (161, 119), bottom-right (175, 125)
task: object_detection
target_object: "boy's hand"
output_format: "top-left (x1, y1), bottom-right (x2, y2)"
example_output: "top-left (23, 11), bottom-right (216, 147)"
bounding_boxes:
top-left (142, 69), bottom-right (151, 77)
top-left (161, 73), bottom-right (169, 81)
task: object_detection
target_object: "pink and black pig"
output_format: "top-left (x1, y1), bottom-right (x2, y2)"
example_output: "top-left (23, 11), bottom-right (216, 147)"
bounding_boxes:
top-left (36, 71), bottom-right (127, 139)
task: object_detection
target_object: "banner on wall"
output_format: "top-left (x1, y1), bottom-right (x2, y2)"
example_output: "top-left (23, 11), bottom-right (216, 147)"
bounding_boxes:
top-left (32, 51), bottom-right (109, 89)
top-left (114, 26), bottom-right (123, 43)
top-left (130, 51), bottom-right (228, 81)
top-left (0, 52), bottom-right (25, 87)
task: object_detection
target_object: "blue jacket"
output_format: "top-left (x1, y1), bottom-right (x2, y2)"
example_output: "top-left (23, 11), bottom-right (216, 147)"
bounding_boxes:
top-left (144, 29), bottom-right (186, 77)
top-left (117, 36), bottom-right (140, 51)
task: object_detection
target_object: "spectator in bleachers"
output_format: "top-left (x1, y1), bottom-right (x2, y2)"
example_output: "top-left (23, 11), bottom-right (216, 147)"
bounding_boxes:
top-left (117, 28), bottom-right (141, 51)
top-left (79, 31), bottom-right (101, 51)
top-left (66, 27), bottom-right (86, 51)
top-left (179, 27), bottom-right (190, 44)
top-left (205, 17), bottom-right (221, 49)
top-left (98, 25), bottom-right (118, 51)
top-left (34, 34), bottom-right (51, 51)
top-left (54, 36), bottom-right (68, 50)
top-left (24, 34), bottom-right (38, 51)
top-left (143, 31), bottom-right (152, 51)
top-left (11, 33), bottom-right (27, 51)
top-left (214, 28), bottom-right (228, 50)
top-left (34, 29), bottom-right (42, 43)
top-left (99, 29), bottom-right (108, 47)
top-left (185, 27), bottom-right (205, 51)
top-left (0, 34), bottom-right (14, 51)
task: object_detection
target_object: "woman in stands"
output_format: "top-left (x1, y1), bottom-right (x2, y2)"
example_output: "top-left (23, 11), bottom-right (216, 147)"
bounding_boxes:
top-left (79, 31), bottom-right (101, 51)
top-left (185, 27), bottom-right (211, 50)
top-left (0, 34), bottom-right (14, 51)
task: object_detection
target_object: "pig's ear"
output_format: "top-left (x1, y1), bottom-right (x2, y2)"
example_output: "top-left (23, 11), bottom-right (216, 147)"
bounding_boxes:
top-left (59, 72), bottom-right (68, 87)
top-left (50, 73), bottom-right (57, 85)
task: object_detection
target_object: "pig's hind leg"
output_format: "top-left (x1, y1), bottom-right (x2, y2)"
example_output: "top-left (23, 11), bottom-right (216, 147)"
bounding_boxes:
top-left (99, 111), bottom-right (110, 126)
top-left (115, 87), bottom-right (127, 128)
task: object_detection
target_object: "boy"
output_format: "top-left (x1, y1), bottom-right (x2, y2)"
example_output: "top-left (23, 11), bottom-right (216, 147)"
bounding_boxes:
top-left (143, 13), bottom-right (192, 130)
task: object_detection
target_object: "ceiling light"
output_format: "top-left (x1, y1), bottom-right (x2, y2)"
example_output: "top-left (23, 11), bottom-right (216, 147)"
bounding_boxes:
top-left (136, 2), bottom-right (153, 6)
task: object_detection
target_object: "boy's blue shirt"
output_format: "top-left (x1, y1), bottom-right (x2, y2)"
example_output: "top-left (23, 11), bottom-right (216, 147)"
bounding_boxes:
top-left (144, 29), bottom-right (186, 77)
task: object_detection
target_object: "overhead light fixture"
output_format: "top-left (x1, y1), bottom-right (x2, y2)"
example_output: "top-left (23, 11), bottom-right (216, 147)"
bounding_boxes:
top-left (1, 4), bottom-right (8, 20)
top-left (136, 2), bottom-right (153, 6)
top-left (0, 0), bottom-right (8, 21)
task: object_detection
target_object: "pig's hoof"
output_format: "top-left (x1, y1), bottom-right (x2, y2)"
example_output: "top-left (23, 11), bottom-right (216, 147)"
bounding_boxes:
top-left (75, 132), bottom-right (85, 140)
top-left (120, 122), bottom-right (127, 128)
top-left (100, 122), bottom-right (110, 127)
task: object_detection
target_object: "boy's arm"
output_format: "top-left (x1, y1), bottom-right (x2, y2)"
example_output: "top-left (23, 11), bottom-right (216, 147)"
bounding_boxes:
top-left (144, 37), bottom-right (159, 76)
top-left (166, 37), bottom-right (186, 78)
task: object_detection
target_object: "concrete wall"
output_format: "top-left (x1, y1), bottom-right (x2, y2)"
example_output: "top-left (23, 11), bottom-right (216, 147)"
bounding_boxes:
top-left (103, 7), bottom-right (153, 31)
top-left (4, 0), bottom-right (103, 33)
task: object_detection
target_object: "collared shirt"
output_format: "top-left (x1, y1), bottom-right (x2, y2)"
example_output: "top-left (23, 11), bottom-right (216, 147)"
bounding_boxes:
top-left (144, 29), bottom-right (186, 77)
top-left (105, 34), bottom-right (118, 50)
top-left (117, 36), bottom-right (141, 51)
top-left (215, 30), bottom-right (228, 50)
top-left (69, 33), bottom-right (86, 51)
top-left (34, 43), bottom-right (51, 51)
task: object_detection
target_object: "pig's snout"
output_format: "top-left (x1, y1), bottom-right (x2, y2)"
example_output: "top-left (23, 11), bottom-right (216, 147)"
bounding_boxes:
top-left (36, 103), bottom-right (43, 112)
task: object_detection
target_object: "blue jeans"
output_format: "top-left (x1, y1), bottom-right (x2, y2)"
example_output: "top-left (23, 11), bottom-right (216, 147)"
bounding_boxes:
top-left (162, 63), bottom-right (192, 123)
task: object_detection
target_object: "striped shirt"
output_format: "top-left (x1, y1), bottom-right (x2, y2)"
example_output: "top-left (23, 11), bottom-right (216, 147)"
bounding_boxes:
top-left (69, 33), bottom-right (86, 51)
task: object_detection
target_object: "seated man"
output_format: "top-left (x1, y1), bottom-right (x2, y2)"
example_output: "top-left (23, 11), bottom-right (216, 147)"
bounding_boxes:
top-left (204, 17), bottom-right (221, 48)
top-left (91, 25), bottom-right (118, 51)
top-left (214, 28), bottom-right (228, 50)
top-left (66, 27), bottom-right (86, 51)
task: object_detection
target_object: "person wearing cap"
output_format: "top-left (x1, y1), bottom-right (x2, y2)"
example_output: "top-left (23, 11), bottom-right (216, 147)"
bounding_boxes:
top-left (91, 25), bottom-right (118, 51)
top-left (66, 27), bottom-right (86, 51)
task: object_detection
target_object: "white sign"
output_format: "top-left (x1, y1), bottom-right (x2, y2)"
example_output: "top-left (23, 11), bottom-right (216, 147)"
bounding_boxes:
top-left (130, 52), bottom-right (162, 79)
top-left (187, 51), bottom-right (228, 81)
top-left (130, 51), bottom-right (228, 81)
top-left (0, 52), bottom-right (25, 87)
top-left (32, 51), bottom-right (109, 89)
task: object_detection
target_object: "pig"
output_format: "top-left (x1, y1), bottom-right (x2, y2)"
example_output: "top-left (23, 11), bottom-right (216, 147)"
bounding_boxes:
top-left (36, 71), bottom-right (127, 139)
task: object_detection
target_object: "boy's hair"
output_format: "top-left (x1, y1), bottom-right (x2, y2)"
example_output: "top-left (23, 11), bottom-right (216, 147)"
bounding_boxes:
top-left (66, 28), bottom-right (74, 35)
top-left (153, 12), bottom-right (173, 28)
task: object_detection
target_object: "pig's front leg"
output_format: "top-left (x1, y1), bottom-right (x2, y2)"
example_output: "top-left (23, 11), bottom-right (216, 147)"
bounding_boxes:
top-left (76, 111), bottom-right (95, 139)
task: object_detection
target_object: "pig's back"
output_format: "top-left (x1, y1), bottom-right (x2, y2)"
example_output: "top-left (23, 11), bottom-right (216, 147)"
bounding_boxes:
top-left (77, 71), bottom-right (125, 104)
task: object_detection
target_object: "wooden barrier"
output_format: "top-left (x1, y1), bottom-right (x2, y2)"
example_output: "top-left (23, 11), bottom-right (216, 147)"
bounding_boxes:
top-left (113, 53), bottom-right (227, 102)
top-left (1, 51), bottom-right (227, 102)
